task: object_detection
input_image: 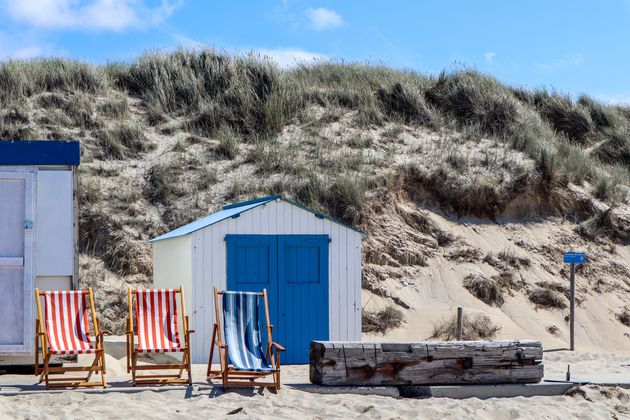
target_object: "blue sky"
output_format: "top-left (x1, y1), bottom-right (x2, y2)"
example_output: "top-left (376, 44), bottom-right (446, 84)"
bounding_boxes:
top-left (0, 1), bottom-right (629, 102)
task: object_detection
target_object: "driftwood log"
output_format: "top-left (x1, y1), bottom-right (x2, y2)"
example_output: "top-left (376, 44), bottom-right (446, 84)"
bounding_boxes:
top-left (310, 340), bottom-right (543, 386)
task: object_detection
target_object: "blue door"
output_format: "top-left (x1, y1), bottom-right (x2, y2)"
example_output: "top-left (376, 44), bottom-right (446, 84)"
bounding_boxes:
top-left (226, 234), bottom-right (329, 364)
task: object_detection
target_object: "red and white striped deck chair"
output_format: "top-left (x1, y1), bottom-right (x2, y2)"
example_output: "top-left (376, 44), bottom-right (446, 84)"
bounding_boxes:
top-left (34, 288), bottom-right (107, 389)
top-left (126, 287), bottom-right (193, 386)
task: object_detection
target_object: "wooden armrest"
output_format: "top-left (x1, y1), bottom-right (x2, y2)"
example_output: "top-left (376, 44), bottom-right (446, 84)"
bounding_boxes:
top-left (271, 342), bottom-right (286, 351)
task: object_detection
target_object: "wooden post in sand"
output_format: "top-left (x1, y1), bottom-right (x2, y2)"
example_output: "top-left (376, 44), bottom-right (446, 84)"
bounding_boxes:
top-left (569, 263), bottom-right (576, 351)
top-left (456, 307), bottom-right (463, 340)
top-left (563, 252), bottom-right (585, 352)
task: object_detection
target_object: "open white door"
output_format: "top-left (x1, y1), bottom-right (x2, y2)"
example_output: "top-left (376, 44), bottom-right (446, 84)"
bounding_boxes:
top-left (0, 170), bottom-right (35, 354)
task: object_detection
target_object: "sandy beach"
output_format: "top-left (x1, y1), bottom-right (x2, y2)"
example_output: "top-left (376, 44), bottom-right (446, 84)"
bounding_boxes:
top-left (1, 341), bottom-right (629, 420)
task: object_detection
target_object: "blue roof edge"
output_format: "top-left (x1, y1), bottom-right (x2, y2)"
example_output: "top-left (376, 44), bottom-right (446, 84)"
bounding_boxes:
top-left (0, 140), bottom-right (80, 166)
top-left (222, 195), bottom-right (280, 210)
top-left (149, 195), bottom-right (367, 243)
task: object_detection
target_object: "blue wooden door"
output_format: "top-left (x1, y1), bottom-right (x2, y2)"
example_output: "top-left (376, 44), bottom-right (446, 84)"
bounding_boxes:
top-left (226, 234), bottom-right (329, 364)
top-left (225, 235), bottom-right (278, 351)
top-left (278, 235), bottom-right (329, 364)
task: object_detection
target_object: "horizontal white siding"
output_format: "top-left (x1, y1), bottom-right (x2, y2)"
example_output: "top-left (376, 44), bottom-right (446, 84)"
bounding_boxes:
top-left (185, 199), bottom-right (362, 364)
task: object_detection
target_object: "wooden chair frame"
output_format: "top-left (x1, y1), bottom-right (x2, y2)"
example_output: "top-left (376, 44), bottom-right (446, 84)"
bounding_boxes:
top-left (207, 287), bottom-right (285, 391)
top-left (34, 288), bottom-right (107, 389)
top-left (126, 286), bottom-right (194, 386)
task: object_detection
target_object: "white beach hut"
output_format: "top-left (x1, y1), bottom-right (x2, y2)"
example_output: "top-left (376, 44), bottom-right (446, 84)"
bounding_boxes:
top-left (0, 140), bottom-right (80, 365)
top-left (149, 195), bottom-right (365, 364)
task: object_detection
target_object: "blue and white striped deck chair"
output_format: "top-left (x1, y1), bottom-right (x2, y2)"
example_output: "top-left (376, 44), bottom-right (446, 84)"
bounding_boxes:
top-left (207, 288), bottom-right (285, 391)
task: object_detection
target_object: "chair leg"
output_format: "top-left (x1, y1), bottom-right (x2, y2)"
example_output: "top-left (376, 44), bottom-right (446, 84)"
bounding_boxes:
top-left (221, 347), bottom-right (229, 390)
top-left (131, 351), bottom-right (138, 386)
top-left (43, 353), bottom-right (51, 389)
top-left (34, 326), bottom-right (41, 377)
top-left (186, 350), bottom-right (193, 385)
top-left (126, 334), bottom-right (131, 374)
top-left (207, 324), bottom-right (217, 377)
top-left (100, 349), bottom-right (107, 388)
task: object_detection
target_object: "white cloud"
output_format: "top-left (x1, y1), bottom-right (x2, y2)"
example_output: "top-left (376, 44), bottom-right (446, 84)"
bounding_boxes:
top-left (305, 7), bottom-right (342, 30)
top-left (593, 94), bottom-right (630, 106)
top-left (3, 0), bottom-right (181, 31)
top-left (257, 48), bottom-right (327, 68)
top-left (484, 52), bottom-right (495, 62)
top-left (536, 53), bottom-right (584, 71)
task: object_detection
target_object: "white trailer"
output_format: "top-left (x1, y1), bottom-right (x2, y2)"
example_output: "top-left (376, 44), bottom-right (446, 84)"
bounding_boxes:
top-left (0, 140), bottom-right (80, 365)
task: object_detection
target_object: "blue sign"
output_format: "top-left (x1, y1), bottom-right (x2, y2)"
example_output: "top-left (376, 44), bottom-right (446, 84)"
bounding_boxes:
top-left (563, 252), bottom-right (586, 264)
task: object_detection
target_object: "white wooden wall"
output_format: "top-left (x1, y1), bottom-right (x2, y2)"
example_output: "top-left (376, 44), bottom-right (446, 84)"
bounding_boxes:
top-left (1, 167), bottom-right (77, 358)
top-left (180, 199), bottom-right (362, 364)
top-left (0, 170), bottom-right (35, 355)
top-left (152, 235), bottom-right (193, 314)
top-left (36, 171), bottom-right (74, 278)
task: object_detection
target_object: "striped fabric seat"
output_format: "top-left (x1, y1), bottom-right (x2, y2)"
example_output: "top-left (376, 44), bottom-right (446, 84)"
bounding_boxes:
top-left (223, 291), bottom-right (274, 372)
top-left (135, 289), bottom-right (183, 353)
top-left (44, 291), bottom-right (95, 355)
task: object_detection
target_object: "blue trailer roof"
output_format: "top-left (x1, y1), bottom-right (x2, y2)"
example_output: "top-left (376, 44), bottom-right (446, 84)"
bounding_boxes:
top-left (149, 195), bottom-right (366, 243)
top-left (0, 140), bottom-right (80, 165)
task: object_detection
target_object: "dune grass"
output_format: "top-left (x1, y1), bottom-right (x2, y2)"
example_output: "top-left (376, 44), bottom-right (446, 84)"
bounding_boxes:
top-left (0, 48), bottom-right (628, 232)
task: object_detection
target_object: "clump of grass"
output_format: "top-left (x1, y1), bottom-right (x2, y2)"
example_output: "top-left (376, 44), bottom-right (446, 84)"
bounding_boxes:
top-left (94, 123), bottom-right (151, 160)
top-left (377, 82), bottom-right (436, 126)
top-left (425, 69), bottom-right (519, 135)
top-left (536, 281), bottom-right (570, 301)
top-left (144, 163), bottom-right (185, 205)
top-left (536, 93), bottom-right (593, 144)
top-left (108, 48), bottom-right (301, 138)
top-left (37, 92), bottom-right (66, 109)
top-left (246, 137), bottom-right (284, 174)
top-left (326, 175), bottom-right (366, 225)
top-left (215, 125), bottom-right (240, 159)
top-left (431, 313), bottom-right (501, 340)
top-left (593, 174), bottom-right (622, 202)
top-left (196, 165), bottom-right (217, 191)
top-left (546, 325), bottom-right (560, 336)
top-left (498, 248), bottom-right (531, 268)
top-left (593, 130), bottom-right (630, 167)
top-left (172, 139), bottom-right (186, 153)
top-left (528, 288), bottom-right (567, 310)
top-left (463, 274), bottom-right (504, 306)
top-left (0, 58), bottom-right (102, 104)
top-left (576, 209), bottom-right (622, 242)
top-left (65, 93), bottom-right (99, 128)
top-left (616, 307), bottom-right (630, 327)
top-left (99, 97), bottom-right (129, 119)
top-left (577, 95), bottom-right (624, 130)
top-left (362, 306), bottom-right (404, 334)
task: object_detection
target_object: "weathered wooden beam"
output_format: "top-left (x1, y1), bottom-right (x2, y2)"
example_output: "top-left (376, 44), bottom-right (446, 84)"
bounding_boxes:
top-left (310, 340), bottom-right (544, 386)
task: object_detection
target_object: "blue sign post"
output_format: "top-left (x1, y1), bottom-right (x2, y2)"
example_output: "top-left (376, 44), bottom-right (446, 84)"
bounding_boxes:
top-left (563, 252), bottom-right (585, 351)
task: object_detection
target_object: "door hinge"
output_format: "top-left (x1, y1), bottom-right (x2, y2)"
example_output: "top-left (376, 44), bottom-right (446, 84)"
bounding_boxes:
top-left (23, 220), bottom-right (33, 229)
